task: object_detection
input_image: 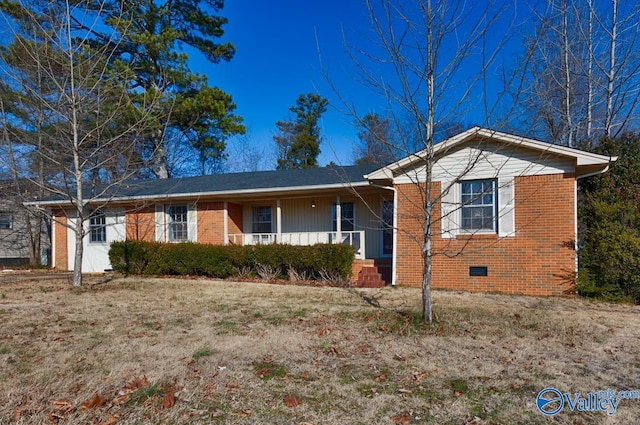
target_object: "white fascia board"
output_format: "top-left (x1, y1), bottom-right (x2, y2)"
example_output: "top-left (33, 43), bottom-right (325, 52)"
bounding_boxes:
top-left (29, 181), bottom-right (372, 207)
top-left (366, 127), bottom-right (483, 180)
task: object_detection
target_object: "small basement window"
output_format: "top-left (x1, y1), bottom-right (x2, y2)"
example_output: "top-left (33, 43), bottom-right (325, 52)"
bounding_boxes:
top-left (469, 266), bottom-right (488, 277)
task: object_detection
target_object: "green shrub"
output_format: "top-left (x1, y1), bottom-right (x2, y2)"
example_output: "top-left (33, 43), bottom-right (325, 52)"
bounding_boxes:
top-left (109, 240), bottom-right (162, 275)
top-left (108, 240), bottom-right (355, 281)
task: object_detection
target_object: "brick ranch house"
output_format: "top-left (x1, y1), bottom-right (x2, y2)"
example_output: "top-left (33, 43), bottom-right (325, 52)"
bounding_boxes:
top-left (36, 128), bottom-right (615, 296)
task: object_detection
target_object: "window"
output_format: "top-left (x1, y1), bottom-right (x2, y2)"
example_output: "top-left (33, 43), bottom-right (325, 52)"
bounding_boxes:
top-left (332, 202), bottom-right (355, 232)
top-left (89, 210), bottom-right (106, 243)
top-left (0, 213), bottom-right (12, 230)
top-left (167, 205), bottom-right (188, 242)
top-left (252, 206), bottom-right (272, 233)
top-left (460, 180), bottom-right (497, 232)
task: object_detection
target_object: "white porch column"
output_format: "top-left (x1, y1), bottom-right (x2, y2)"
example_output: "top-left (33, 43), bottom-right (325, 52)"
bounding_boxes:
top-left (223, 201), bottom-right (229, 245)
top-left (276, 199), bottom-right (282, 243)
top-left (335, 195), bottom-right (341, 243)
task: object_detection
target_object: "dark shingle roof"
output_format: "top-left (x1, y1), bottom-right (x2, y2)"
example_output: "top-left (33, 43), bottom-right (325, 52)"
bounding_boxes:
top-left (97, 164), bottom-right (379, 201)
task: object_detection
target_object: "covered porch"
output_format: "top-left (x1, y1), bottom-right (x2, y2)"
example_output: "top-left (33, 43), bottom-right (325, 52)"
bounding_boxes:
top-left (229, 230), bottom-right (365, 259)
top-left (215, 190), bottom-right (393, 264)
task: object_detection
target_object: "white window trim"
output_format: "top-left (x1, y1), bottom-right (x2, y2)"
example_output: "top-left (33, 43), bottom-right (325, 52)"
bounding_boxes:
top-left (89, 210), bottom-right (107, 244)
top-left (251, 205), bottom-right (273, 234)
top-left (156, 203), bottom-right (197, 242)
top-left (332, 202), bottom-right (356, 232)
top-left (167, 205), bottom-right (189, 242)
top-left (459, 179), bottom-right (498, 234)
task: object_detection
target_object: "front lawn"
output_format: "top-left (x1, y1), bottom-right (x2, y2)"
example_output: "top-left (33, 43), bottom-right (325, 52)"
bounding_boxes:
top-left (1, 276), bottom-right (638, 424)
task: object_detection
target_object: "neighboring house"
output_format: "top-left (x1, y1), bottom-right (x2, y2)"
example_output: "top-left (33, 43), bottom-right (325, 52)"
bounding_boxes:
top-left (34, 128), bottom-right (615, 296)
top-left (0, 180), bottom-right (51, 266)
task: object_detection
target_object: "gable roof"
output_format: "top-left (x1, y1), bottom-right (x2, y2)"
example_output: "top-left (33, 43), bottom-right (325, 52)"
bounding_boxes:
top-left (365, 127), bottom-right (617, 181)
top-left (34, 164), bottom-right (379, 206)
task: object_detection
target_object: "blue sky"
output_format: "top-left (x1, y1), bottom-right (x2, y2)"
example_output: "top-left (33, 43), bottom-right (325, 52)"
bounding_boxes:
top-left (196, 0), bottom-right (393, 168)
top-left (198, 0), bottom-right (526, 169)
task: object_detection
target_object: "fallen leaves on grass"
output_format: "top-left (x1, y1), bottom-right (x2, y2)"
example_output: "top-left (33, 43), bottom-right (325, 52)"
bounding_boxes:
top-left (124, 375), bottom-right (150, 392)
top-left (391, 413), bottom-right (411, 424)
top-left (97, 416), bottom-right (119, 425)
top-left (81, 394), bottom-right (107, 410)
top-left (49, 399), bottom-right (75, 423)
top-left (162, 386), bottom-right (176, 409)
top-left (283, 395), bottom-right (302, 407)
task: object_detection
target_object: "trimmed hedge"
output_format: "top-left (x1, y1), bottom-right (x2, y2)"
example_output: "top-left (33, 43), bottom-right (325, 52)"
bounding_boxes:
top-left (108, 240), bottom-right (355, 280)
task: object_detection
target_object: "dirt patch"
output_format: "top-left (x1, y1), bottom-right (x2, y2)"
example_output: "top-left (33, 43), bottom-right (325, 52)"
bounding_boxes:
top-left (0, 277), bottom-right (639, 424)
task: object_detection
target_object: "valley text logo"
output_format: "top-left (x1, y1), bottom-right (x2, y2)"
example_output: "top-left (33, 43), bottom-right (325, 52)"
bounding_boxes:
top-left (536, 387), bottom-right (640, 416)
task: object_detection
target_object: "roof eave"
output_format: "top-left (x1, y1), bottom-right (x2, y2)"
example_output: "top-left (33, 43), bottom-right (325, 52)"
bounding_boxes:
top-left (28, 180), bottom-right (373, 208)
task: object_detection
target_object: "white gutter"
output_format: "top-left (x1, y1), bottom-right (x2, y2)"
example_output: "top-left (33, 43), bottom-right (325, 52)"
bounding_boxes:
top-left (576, 162), bottom-right (614, 180)
top-left (369, 183), bottom-right (398, 286)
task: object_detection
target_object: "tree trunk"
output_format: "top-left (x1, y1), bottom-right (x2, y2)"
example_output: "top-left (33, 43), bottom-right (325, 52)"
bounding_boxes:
top-left (605, 0), bottom-right (618, 138)
top-left (72, 209), bottom-right (83, 287)
top-left (422, 192), bottom-right (433, 322)
top-left (153, 131), bottom-right (170, 179)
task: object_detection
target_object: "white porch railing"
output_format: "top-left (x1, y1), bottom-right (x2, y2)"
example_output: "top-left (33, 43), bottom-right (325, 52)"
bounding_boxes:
top-left (228, 231), bottom-right (365, 259)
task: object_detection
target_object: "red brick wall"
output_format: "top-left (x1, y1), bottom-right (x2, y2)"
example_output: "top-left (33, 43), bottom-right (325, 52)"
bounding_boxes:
top-left (228, 203), bottom-right (243, 237)
top-left (197, 202), bottom-right (225, 244)
top-left (395, 174), bottom-right (576, 296)
top-left (53, 211), bottom-right (68, 271)
top-left (126, 206), bottom-right (156, 241)
top-left (395, 182), bottom-right (438, 286)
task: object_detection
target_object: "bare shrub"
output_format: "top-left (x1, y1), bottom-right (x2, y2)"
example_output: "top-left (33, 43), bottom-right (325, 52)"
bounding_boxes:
top-left (319, 268), bottom-right (350, 287)
top-left (232, 265), bottom-right (254, 279)
top-left (287, 266), bottom-right (310, 282)
top-left (254, 263), bottom-right (281, 280)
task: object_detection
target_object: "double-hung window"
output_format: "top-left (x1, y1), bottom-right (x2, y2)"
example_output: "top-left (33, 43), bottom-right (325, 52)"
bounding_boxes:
top-left (460, 180), bottom-right (497, 232)
top-left (89, 210), bottom-right (107, 243)
top-left (252, 206), bottom-right (272, 233)
top-left (332, 202), bottom-right (355, 232)
top-left (167, 205), bottom-right (188, 242)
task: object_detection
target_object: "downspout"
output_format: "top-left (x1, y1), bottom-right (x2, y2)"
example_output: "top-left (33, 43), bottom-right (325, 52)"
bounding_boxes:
top-left (369, 183), bottom-right (398, 286)
top-left (50, 208), bottom-right (56, 269)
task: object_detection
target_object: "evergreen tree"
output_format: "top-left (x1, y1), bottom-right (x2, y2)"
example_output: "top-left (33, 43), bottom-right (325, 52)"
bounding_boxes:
top-left (578, 134), bottom-right (640, 302)
top-left (275, 94), bottom-right (328, 170)
top-left (84, 0), bottom-right (245, 177)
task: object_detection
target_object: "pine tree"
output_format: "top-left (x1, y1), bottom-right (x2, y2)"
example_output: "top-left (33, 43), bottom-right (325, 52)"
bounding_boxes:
top-left (275, 94), bottom-right (328, 170)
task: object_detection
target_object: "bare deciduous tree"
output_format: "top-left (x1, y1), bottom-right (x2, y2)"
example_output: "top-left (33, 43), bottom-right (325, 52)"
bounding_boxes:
top-left (328, 0), bottom-right (511, 322)
top-left (0, 0), bottom-right (162, 286)
top-left (521, 0), bottom-right (640, 146)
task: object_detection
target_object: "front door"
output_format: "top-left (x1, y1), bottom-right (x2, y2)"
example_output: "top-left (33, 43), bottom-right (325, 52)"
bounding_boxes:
top-left (382, 200), bottom-right (393, 256)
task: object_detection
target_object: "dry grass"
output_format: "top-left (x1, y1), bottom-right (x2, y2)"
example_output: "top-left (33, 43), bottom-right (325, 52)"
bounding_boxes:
top-left (1, 275), bottom-right (639, 424)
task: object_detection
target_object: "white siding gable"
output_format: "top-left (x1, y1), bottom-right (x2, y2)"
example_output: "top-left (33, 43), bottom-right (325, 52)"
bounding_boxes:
top-left (393, 142), bottom-right (574, 184)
